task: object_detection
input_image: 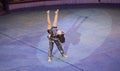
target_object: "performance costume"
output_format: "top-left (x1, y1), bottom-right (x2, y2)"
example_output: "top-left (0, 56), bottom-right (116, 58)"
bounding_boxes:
top-left (47, 27), bottom-right (65, 58)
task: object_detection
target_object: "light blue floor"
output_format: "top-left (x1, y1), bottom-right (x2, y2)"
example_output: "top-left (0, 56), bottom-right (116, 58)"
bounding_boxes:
top-left (0, 7), bottom-right (120, 71)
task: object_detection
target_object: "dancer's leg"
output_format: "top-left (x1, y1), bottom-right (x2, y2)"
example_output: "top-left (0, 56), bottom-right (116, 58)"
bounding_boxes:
top-left (47, 10), bottom-right (52, 30)
top-left (48, 40), bottom-right (54, 62)
top-left (53, 9), bottom-right (59, 27)
top-left (54, 40), bottom-right (67, 58)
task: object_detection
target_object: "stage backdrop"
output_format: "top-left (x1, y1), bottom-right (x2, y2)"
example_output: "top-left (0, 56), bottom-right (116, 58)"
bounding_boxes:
top-left (9, 0), bottom-right (120, 10)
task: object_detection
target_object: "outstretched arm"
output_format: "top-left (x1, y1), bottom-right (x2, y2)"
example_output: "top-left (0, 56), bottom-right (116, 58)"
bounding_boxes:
top-left (47, 10), bottom-right (52, 30)
top-left (53, 9), bottom-right (59, 27)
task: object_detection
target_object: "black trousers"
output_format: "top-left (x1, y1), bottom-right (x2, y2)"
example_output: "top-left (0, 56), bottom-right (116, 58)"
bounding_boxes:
top-left (48, 38), bottom-right (64, 58)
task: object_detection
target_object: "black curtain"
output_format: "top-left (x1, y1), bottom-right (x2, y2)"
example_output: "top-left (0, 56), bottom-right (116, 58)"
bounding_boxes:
top-left (0, 0), bottom-right (10, 12)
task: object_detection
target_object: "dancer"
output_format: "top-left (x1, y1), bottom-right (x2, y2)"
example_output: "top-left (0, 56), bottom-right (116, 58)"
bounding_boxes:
top-left (47, 9), bottom-right (67, 62)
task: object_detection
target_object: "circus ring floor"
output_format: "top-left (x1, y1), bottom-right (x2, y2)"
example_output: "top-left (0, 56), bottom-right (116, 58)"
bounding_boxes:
top-left (0, 5), bottom-right (120, 71)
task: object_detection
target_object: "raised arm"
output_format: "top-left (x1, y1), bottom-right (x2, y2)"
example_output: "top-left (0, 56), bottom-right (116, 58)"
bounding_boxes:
top-left (47, 10), bottom-right (52, 30)
top-left (53, 9), bottom-right (59, 27)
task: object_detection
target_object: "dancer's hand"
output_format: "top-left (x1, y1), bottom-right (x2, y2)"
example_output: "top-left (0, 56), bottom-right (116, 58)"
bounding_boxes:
top-left (48, 34), bottom-right (51, 38)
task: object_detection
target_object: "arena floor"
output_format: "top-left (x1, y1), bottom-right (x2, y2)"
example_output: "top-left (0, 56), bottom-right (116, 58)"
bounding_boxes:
top-left (0, 5), bottom-right (120, 71)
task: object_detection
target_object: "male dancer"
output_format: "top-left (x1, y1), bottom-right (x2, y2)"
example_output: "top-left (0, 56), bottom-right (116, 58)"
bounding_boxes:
top-left (47, 9), bottom-right (67, 62)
